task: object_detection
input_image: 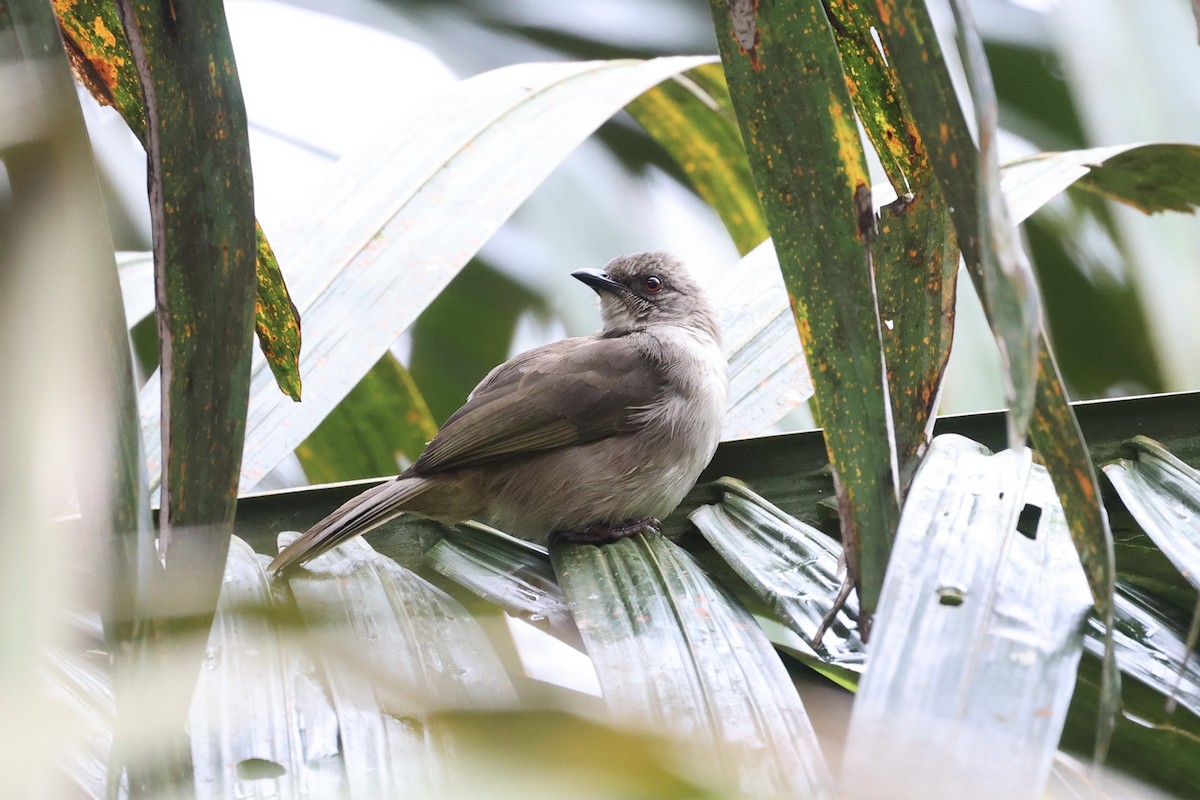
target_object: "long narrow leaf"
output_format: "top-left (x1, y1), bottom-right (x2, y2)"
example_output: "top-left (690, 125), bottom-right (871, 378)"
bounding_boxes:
top-left (116, 0), bottom-right (256, 620)
top-left (826, 0), bottom-right (959, 479)
top-left (710, 0), bottom-right (901, 623)
top-left (55, 0), bottom-right (303, 398)
top-left (870, 0), bottom-right (1120, 756)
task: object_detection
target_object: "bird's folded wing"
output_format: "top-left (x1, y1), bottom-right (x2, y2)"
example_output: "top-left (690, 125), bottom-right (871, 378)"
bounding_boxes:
top-left (408, 336), bottom-right (665, 474)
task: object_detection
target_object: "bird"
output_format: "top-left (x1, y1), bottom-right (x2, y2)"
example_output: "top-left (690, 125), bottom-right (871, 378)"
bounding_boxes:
top-left (269, 251), bottom-right (728, 575)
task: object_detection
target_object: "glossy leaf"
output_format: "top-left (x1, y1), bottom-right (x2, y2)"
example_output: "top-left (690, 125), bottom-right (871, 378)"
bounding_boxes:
top-left (552, 535), bottom-right (834, 798)
top-left (842, 435), bottom-right (1091, 798)
top-left (710, 0), bottom-right (900, 622)
top-left (190, 537), bottom-right (343, 797)
top-left (626, 63), bottom-right (768, 255)
top-left (689, 478), bottom-right (864, 674)
top-left (55, 0), bottom-right (303, 399)
top-left (279, 533), bottom-right (518, 796)
top-left (715, 240), bottom-right (813, 439)
top-left (1065, 583), bottom-right (1200, 797)
top-left (1103, 436), bottom-right (1200, 591)
top-left (425, 524), bottom-right (581, 650)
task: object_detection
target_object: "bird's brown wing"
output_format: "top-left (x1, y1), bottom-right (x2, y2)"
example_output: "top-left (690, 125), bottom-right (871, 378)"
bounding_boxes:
top-left (407, 335), bottom-right (666, 475)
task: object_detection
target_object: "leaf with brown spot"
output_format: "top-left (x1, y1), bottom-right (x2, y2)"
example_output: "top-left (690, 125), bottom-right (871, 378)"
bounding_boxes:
top-left (55, 0), bottom-right (304, 401)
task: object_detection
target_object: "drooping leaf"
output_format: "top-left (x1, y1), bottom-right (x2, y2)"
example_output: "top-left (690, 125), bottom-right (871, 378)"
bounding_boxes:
top-left (253, 224), bottom-right (302, 401)
top-left (626, 63), bottom-right (768, 255)
top-left (56, 0), bottom-right (304, 399)
top-left (871, 1), bottom-right (1120, 754)
top-left (552, 535), bottom-right (835, 798)
top-left (710, 0), bottom-right (900, 623)
top-left (842, 435), bottom-right (1091, 798)
top-left (1002, 143), bottom-right (1200, 223)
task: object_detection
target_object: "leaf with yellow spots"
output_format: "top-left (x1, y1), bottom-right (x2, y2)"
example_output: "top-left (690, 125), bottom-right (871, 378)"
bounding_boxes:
top-left (710, 0), bottom-right (900, 621)
top-left (55, 0), bottom-right (305, 401)
top-left (627, 63), bottom-right (768, 256)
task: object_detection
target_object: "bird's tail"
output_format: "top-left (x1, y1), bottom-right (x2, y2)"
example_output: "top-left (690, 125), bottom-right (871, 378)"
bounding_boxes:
top-left (269, 476), bottom-right (432, 575)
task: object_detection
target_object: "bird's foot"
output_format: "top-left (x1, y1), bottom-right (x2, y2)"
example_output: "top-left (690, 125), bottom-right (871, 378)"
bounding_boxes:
top-left (551, 517), bottom-right (661, 545)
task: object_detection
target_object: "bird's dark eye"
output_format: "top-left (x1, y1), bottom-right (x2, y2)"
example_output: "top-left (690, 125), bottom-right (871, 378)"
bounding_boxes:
top-left (642, 275), bottom-right (663, 294)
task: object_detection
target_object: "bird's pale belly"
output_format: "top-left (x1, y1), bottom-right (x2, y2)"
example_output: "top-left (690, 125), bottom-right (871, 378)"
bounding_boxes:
top-left (475, 407), bottom-right (722, 541)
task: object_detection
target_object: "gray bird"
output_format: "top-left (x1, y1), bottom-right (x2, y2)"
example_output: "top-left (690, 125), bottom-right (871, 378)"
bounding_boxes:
top-left (269, 252), bottom-right (728, 574)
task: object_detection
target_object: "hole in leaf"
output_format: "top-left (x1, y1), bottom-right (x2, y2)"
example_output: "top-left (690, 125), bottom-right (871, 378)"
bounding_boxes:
top-left (237, 758), bottom-right (285, 780)
top-left (1016, 503), bottom-right (1042, 540)
top-left (936, 585), bottom-right (966, 607)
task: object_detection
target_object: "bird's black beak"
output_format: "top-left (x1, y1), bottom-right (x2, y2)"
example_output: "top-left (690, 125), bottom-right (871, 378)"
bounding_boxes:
top-left (572, 268), bottom-right (627, 296)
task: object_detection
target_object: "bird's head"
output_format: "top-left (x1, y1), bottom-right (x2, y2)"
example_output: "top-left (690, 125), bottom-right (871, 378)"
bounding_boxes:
top-left (572, 252), bottom-right (720, 342)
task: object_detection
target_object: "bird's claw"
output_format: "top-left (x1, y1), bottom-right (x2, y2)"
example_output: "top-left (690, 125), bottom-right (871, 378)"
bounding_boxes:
top-left (551, 517), bottom-right (661, 545)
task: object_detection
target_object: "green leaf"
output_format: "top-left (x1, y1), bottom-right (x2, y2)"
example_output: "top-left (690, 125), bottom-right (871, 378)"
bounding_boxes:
top-left (1002, 143), bottom-right (1200, 222)
top-left (117, 0), bottom-right (255, 596)
top-left (56, 0), bottom-right (304, 400)
top-left (135, 56), bottom-right (718, 492)
top-left (253, 224), bottom-right (302, 401)
top-left (874, 0), bottom-right (1041, 447)
top-left (626, 63), bottom-right (768, 255)
top-left (552, 535), bottom-right (834, 798)
top-left (871, 1), bottom-right (1120, 754)
top-left (710, 0), bottom-right (900, 622)
top-left (826, 0), bottom-right (959, 479)
top-left (842, 435), bottom-right (1092, 798)
top-left (296, 353), bottom-right (437, 483)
